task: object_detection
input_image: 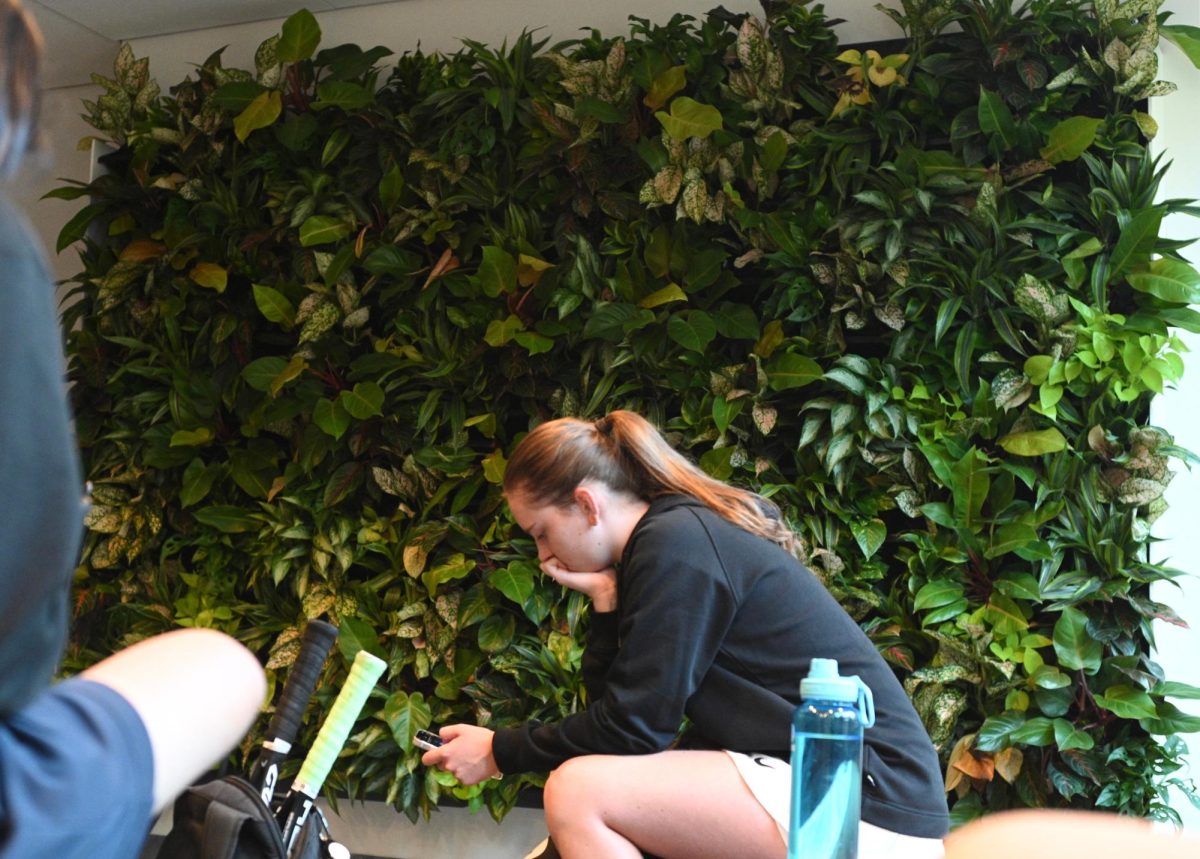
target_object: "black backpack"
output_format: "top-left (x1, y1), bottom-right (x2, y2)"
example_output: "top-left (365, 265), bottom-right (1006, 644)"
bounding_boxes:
top-left (154, 775), bottom-right (327, 859)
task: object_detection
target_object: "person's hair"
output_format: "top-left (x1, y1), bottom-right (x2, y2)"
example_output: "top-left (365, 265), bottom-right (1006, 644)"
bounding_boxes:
top-left (503, 410), bottom-right (798, 554)
top-left (0, 0), bottom-right (42, 178)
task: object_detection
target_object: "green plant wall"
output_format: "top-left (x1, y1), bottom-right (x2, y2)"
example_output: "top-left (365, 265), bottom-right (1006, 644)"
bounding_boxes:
top-left (53, 0), bottom-right (1200, 826)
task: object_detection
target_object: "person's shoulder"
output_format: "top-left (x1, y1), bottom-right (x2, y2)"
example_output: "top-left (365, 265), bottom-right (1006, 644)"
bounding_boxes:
top-left (627, 495), bottom-right (722, 559)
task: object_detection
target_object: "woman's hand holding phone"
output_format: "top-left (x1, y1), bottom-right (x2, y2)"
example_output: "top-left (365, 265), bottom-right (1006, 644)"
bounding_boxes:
top-left (419, 723), bottom-right (502, 785)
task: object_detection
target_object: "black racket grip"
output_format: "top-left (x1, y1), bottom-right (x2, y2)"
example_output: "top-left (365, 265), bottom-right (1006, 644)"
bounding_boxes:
top-left (266, 620), bottom-right (339, 747)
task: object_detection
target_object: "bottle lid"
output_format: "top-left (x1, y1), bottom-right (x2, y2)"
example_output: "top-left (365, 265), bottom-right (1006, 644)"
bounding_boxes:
top-left (800, 658), bottom-right (857, 701)
top-left (800, 658), bottom-right (876, 727)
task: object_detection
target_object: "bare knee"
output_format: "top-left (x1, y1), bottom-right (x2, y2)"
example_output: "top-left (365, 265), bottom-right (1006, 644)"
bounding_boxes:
top-left (544, 756), bottom-right (606, 827)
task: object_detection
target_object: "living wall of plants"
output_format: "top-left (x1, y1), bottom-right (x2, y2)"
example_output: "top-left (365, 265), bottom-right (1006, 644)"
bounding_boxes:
top-left (52, 0), bottom-right (1200, 827)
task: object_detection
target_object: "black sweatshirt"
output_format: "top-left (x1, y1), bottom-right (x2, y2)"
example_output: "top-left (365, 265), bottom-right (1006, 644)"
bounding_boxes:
top-left (492, 494), bottom-right (949, 838)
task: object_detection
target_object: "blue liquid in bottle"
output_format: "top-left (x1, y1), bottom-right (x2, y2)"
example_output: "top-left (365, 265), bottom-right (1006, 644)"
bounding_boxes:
top-left (787, 659), bottom-right (874, 859)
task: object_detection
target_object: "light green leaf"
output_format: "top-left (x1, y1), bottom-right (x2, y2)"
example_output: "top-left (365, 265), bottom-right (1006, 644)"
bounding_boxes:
top-left (1040, 116), bottom-right (1103, 163)
top-left (639, 283), bottom-right (688, 308)
top-left (252, 284), bottom-right (296, 326)
top-left (488, 561), bottom-right (536, 606)
top-left (850, 518), bottom-right (886, 559)
top-left (1095, 685), bottom-right (1158, 720)
top-left (170, 428), bottom-right (214, 447)
top-left (998, 428), bottom-right (1068, 457)
top-left (478, 246), bottom-right (517, 297)
top-left (484, 314), bottom-right (525, 347)
top-left (766, 353), bottom-right (823, 391)
top-left (384, 690), bottom-right (433, 749)
top-left (1053, 718), bottom-right (1095, 751)
top-left (978, 87), bottom-right (1017, 150)
top-left (1127, 257), bottom-right (1200, 304)
top-left (233, 90), bottom-right (282, 142)
top-left (984, 523), bottom-right (1039, 558)
top-left (914, 580), bottom-right (965, 611)
top-left (1162, 24), bottom-right (1200, 71)
top-left (514, 331), bottom-right (554, 355)
top-left (1152, 681), bottom-right (1200, 700)
top-left (299, 215), bottom-right (352, 247)
top-left (190, 262), bottom-right (228, 292)
top-left (1053, 606), bottom-right (1103, 672)
top-left (193, 505), bottom-right (257, 533)
top-left (1109, 208), bottom-right (1163, 278)
top-left (313, 398), bottom-right (350, 439)
top-left (339, 381), bottom-right (385, 419)
top-left (655, 96), bottom-right (723, 140)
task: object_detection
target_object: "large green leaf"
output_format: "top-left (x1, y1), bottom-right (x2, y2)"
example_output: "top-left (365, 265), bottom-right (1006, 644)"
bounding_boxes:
top-left (488, 561), bottom-right (536, 606)
top-left (1162, 24), bottom-right (1200, 70)
top-left (277, 8), bottom-right (322, 63)
top-left (1040, 116), bottom-right (1102, 163)
top-left (299, 215), bottom-right (352, 246)
top-left (977, 87), bottom-right (1017, 150)
top-left (384, 690), bottom-right (433, 748)
top-left (1127, 257), bottom-right (1200, 304)
top-left (339, 382), bottom-right (385, 419)
top-left (1053, 607), bottom-right (1103, 672)
top-left (1108, 208), bottom-right (1163, 278)
top-left (478, 246), bottom-right (517, 297)
top-left (766, 354), bottom-right (823, 390)
top-left (193, 505), bottom-right (257, 533)
top-left (1095, 685), bottom-right (1158, 720)
top-left (666, 310), bottom-right (717, 352)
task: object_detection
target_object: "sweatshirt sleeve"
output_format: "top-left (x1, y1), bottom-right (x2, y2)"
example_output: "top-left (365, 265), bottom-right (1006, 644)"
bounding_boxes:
top-left (492, 506), bottom-right (737, 775)
top-left (580, 610), bottom-right (619, 701)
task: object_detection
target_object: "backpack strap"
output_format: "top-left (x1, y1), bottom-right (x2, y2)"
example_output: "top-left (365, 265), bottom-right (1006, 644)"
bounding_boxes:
top-left (200, 797), bottom-right (255, 859)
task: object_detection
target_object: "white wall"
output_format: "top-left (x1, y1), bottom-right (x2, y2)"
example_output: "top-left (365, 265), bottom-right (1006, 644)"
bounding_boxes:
top-left (1149, 0), bottom-right (1200, 832)
top-left (9, 85), bottom-right (101, 285)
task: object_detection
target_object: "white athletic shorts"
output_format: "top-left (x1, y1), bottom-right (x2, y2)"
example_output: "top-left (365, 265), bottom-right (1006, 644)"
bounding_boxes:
top-left (726, 751), bottom-right (946, 859)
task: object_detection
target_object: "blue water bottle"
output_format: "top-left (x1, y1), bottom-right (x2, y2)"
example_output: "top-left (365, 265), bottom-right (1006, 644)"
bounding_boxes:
top-left (787, 658), bottom-right (876, 859)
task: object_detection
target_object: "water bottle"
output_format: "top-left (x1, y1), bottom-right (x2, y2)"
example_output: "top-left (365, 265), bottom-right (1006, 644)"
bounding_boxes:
top-left (787, 658), bottom-right (876, 859)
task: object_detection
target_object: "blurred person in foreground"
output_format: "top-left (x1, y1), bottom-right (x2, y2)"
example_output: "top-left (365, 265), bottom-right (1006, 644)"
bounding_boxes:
top-left (0, 2), bottom-right (266, 855)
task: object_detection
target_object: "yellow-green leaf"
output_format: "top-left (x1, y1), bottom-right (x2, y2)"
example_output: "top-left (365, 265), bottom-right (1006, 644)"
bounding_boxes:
top-left (655, 96), bottom-right (723, 141)
top-left (170, 427), bottom-right (214, 447)
top-left (639, 283), bottom-right (687, 308)
top-left (1040, 116), bottom-right (1103, 163)
top-left (233, 90), bottom-right (282, 142)
top-left (998, 428), bottom-right (1068, 456)
top-left (190, 262), bottom-right (228, 292)
top-left (644, 64), bottom-right (687, 110)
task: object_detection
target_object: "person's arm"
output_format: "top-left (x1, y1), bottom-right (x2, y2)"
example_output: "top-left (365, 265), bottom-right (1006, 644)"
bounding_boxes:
top-left (945, 809), bottom-right (1200, 859)
top-left (81, 627), bottom-right (266, 813)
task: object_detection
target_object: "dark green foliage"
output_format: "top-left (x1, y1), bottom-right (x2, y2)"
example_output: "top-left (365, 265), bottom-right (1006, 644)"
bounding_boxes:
top-left (56, 0), bottom-right (1200, 824)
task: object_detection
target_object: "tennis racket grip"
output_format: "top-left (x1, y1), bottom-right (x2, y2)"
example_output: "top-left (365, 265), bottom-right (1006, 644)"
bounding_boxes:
top-left (291, 649), bottom-right (386, 797)
top-left (265, 620), bottom-right (339, 748)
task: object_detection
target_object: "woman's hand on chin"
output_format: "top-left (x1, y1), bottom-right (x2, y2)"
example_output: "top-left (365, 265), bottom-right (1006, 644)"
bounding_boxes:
top-left (541, 556), bottom-right (618, 612)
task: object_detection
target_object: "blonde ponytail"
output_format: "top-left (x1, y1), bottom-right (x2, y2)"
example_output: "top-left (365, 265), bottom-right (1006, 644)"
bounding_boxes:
top-left (504, 410), bottom-right (798, 554)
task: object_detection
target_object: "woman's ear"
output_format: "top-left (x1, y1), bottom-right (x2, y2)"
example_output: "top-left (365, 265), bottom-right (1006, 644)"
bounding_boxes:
top-left (573, 484), bottom-right (601, 526)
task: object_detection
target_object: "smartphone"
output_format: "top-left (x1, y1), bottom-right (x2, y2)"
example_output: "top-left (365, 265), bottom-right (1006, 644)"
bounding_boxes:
top-left (413, 728), bottom-right (444, 752)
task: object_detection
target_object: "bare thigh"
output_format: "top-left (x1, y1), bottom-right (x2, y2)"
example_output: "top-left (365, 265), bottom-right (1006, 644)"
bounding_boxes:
top-left (543, 749), bottom-right (787, 859)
